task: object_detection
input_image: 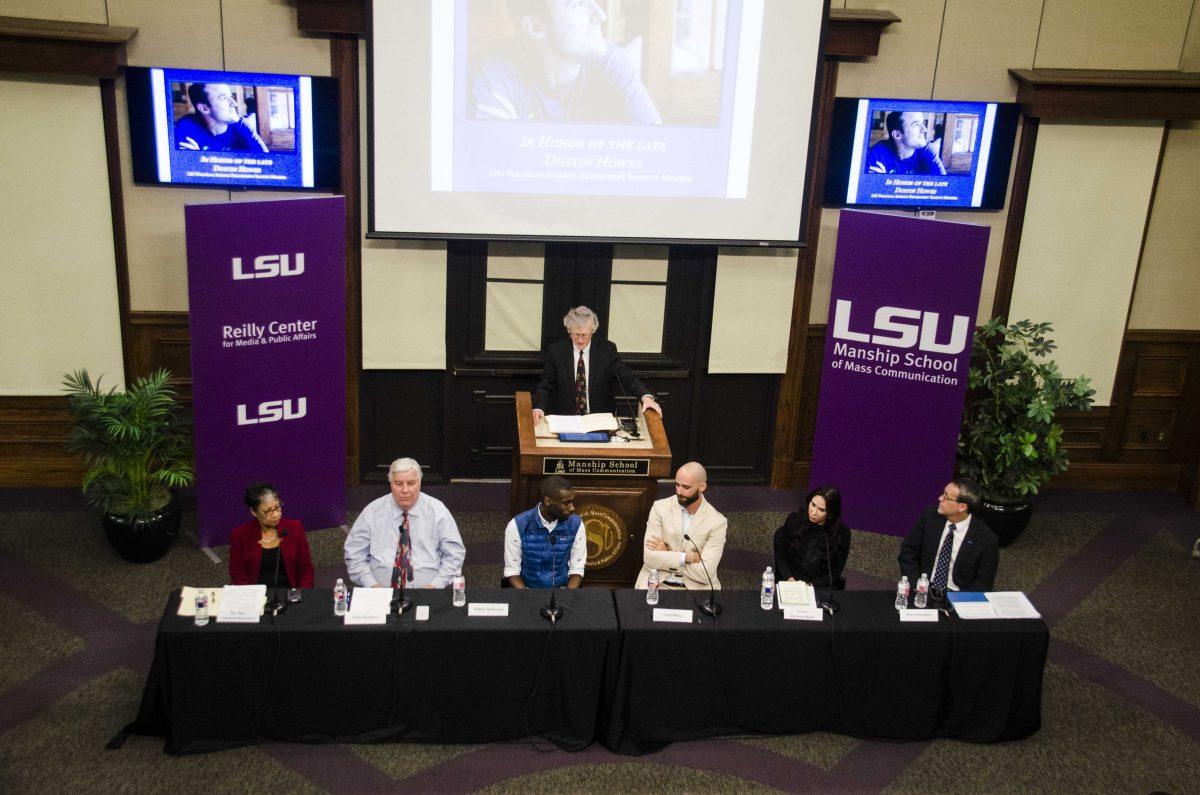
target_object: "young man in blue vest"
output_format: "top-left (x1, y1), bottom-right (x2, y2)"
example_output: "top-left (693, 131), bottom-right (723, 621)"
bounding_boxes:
top-left (504, 476), bottom-right (587, 588)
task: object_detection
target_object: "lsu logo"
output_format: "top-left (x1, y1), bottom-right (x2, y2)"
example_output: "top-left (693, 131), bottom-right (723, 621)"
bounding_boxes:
top-left (832, 299), bottom-right (970, 354)
top-left (237, 398), bottom-right (308, 425)
top-left (231, 253), bottom-right (305, 280)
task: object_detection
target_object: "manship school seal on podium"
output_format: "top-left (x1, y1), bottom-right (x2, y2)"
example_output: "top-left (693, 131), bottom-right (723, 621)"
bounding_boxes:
top-left (578, 504), bottom-right (627, 569)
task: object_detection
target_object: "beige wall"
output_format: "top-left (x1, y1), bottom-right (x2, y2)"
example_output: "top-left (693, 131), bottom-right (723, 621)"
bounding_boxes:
top-left (1008, 120), bottom-right (1164, 406)
top-left (0, 77), bottom-right (124, 394)
top-left (1033, 0), bottom-right (1194, 69)
top-left (1128, 121), bottom-right (1200, 329)
top-left (357, 41), bottom-right (448, 369)
top-left (710, 248), bottom-right (798, 374)
top-left (0, 0), bottom-right (105, 23)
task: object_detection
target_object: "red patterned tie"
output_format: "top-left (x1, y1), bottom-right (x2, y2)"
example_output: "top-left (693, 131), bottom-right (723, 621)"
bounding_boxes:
top-left (392, 511), bottom-right (413, 587)
top-left (574, 350), bottom-right (587, 415)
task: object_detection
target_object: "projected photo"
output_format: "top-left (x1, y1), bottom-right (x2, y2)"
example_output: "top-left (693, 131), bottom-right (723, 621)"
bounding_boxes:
top-left (467, 0), bottom-right (729, 127)
top-left (440, 0), bottom-right (760, 199)
top-left (172, 81), bottom-right (297, 153)
top-left (370, 1), bottom-right (828, 243)
top-left (862, 108), bottom-right (978, 176)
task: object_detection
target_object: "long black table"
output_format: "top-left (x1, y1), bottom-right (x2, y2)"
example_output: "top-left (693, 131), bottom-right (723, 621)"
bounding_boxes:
top-left (601, 589), bottom-right (1049, 754)
top-left (128, 588), bottom-right (619, 753)
top-left (126, 588), bottom-right (1048, 755)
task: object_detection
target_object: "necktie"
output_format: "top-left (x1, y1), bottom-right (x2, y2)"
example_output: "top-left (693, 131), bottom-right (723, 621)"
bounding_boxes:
top-left (392, 511), bottom-right (413, 588)
top-left (931, 523), bottom-right (955, 590)
top-left (574, 350), bottom-right (587, 415)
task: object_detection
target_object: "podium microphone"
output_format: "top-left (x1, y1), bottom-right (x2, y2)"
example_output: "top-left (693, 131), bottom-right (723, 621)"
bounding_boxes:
top-left (684, 533), bottom-right (721, 617)
top-left (614, 369), bottom-right (641, 439)
top-left (266, 526), bottom-right (289, 615)
top-left (540, 534), bottom-right (563, 622)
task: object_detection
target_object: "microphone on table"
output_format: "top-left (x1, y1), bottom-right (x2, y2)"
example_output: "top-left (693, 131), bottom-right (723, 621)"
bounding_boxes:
top-left (266, 525), bottom-right (289, 615)
top-left (819, 527), bottom-right (840, 615)
top-left (540, 533), bottom-right (563, 622)
top-left (684, 533), bottom-right (720, 617)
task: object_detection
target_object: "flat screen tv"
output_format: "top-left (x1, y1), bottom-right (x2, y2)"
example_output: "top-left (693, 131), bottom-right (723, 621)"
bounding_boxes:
top-left (126, 66), bottom-right (339, 191)
top-left (823, 97), bottom-right (1019, 210)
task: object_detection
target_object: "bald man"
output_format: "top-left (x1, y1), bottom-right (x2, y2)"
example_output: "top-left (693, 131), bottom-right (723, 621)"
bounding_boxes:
top-left (635, 462), bottom-right (727, 590)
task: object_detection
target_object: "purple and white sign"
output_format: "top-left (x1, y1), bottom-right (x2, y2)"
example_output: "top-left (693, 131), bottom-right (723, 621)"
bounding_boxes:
top-left (809, 211), bottom-right (988, 536)
top-left (186, 197), bottom-right (346, 548)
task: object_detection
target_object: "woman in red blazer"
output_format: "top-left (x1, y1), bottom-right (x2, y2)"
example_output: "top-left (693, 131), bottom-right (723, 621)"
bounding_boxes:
top-left (228, 482), bottom-right (314, 588)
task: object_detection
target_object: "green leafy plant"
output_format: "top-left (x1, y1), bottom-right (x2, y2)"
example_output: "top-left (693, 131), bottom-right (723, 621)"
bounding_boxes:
top-left (62, 368), bottom-right (195, 518)
top-left (958, 319), bottom-right (1096, 498)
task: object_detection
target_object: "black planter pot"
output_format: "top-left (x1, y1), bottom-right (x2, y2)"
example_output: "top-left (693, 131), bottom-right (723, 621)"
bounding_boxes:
top-left (979, 494), bottom-right (1034, 548)
top-left (102, 494), bottom-right (182, 563)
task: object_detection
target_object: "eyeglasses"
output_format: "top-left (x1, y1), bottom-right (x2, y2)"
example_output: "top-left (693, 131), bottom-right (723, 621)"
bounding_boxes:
top-left (938, 491), bottom-right (963, 504)
top-left (257, 503), bottom-right (283, 515)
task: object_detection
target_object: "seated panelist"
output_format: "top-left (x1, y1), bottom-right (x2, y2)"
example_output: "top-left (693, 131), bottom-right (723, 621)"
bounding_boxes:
top-left (532, 306), bottom-right (662, 423)
top-left (772, 485), bottom-right (850, 590)
top-left (228, 482), bottom-right (314, 588)
top-left (504, 476), bottom-right (587, 589)
top-left (898, 477), bottom-right (999, 592)
top-left (344, 457), bottom-right (466, 589)
top-left (635, 462), bottom-right (727, 590)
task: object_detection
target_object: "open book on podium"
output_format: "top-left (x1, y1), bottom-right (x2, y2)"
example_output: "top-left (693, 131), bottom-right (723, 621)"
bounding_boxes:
top-left (545, 413), bottom-right (618, 436)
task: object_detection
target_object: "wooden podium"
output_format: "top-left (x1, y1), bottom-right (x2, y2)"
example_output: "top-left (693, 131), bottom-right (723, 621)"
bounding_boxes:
top-left (511, 391), bottom-right (673, 588)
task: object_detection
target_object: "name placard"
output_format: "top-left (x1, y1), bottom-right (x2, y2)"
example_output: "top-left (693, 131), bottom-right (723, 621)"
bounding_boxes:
top-left (343, 613), bottom-right (387, 625)
top-left (468, 602), bottom-right (510, 617)
top-left (782, 605), bottom-right (824, 621)
top-left (543, 457), bottom-right (650, 477)
top-left (652, 608), bottom-right (693, 623)
top-left (899, 609), bottom-right (939, 622)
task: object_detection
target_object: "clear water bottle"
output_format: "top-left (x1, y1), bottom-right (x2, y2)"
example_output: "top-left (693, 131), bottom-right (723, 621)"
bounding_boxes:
top-left (894, 575), bottom-right (910, 610)
top-left (452, 570), bottom-right (466, 607)
top-left (646, 568), bottom-right (660, 605)
top-left (914, 573), bottom-right (930, 609)
top-left (760, 566), bottom-right (775, 610)
top-left (193, 589), bottom-right (209, 626)
top-left (333, 578), bottom-right (348, 616)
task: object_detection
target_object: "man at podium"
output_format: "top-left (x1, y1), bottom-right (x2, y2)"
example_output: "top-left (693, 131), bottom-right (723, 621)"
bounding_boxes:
top-left (532, 306), bottom-right (662, 423)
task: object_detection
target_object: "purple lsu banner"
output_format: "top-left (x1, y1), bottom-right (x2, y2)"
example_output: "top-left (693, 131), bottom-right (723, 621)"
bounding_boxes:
top-left (185, 197), bottom-right (346, 548)
top-left (809, 211), bottom-right (988, 537)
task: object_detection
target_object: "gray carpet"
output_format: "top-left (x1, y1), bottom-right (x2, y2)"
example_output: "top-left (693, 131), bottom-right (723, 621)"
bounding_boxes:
top-left (1, 486), bottom-right (1198, 793)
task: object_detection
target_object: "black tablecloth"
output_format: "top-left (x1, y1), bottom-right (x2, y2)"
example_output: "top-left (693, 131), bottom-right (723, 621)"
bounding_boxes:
top-left (129, 588), bottom-right (618, 754)
top-left (600, 589), bottom-right (1049, 754)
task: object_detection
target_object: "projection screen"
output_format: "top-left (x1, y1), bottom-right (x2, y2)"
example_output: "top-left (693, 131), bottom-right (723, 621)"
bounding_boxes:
top-left (370, 0), bottom-right (826, 246)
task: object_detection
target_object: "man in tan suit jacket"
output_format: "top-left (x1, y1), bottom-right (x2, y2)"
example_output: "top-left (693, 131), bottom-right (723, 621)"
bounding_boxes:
top-left (634, 462), bottom-right (727, 590)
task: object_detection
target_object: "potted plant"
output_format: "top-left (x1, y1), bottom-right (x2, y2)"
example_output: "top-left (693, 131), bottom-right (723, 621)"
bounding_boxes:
top-left (957, 319), bottom-right (1096, 546)
top-left (63, 368), bottom-right (195, 563)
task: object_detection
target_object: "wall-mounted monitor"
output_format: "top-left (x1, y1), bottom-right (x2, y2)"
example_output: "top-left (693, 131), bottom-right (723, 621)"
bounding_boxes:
top-left (823, 97), bottom-right (1020, 210)
top-left (126, 66), bottom-right (339, 191)
top-left (369, 0), bottom-right (828, 246)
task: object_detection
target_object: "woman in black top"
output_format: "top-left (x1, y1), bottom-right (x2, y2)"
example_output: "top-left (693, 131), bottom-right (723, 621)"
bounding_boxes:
top-left (772, 485), bottom-right (850, 590)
